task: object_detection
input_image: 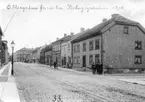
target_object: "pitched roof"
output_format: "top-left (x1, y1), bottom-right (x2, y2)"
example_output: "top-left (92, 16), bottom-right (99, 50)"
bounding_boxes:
top-left (41, 44), bottom-right (52, 53)
top-left (71, 29), bottom-right (90, 42)
top-left (32, 47), bottom-right (41, 53)
top-left (52, 35), bottom-right (72, 44)
top-left (72, 14), bottom-right (145, 43)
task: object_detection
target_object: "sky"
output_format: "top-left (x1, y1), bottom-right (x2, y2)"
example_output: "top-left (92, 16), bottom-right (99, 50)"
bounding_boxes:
top-left (0, 0), bottom-right (145, 53)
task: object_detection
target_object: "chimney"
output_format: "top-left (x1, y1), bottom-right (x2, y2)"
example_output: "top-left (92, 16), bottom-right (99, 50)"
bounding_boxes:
top-left (80, 28), bottom-right (85, 32)
top-left (56, 38), bottom-right (59, 40)
top-left (70, 32), bottom-right (74, 36)
top-left (64, 33), bottom-right (67, 37)
top-left (102, 18), bottom-right (107, 22)
top-left (111, 14), bottom-right (119, 18)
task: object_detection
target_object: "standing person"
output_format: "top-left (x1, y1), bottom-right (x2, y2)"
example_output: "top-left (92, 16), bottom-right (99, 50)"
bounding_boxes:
top-left (91, 62), bottom-right (96, 74)
top-left (99, 62), bottom-right (103, 74)
top-left (96, 60), bottom-right (100, 74)
top-left (54, 61), bottom-right (56, 69)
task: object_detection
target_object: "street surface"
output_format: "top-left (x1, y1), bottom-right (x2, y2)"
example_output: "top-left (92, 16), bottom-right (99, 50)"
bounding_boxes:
top-left (14, 62), bottom-right (145, 102)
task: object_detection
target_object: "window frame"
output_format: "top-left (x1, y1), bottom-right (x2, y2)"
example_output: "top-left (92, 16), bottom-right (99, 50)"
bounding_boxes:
top-left (95, 39), bottom-right (100, 50)
top-left (89, 54), bottom-right (93, 65)
top-left (134, 55), bottom-right (142, 64)
top-left (83, 42), bottom-right (86, 52)
top-left (95, 54), bottom-right (100, 63)
top-left (124, 26), bottom-right (129, 34)
top-left (77, 44), bottom-right (80, 52)
top-left (89, 40), bottom-right (94, 51)
top-left (135, 41), bottom-right (142, 50)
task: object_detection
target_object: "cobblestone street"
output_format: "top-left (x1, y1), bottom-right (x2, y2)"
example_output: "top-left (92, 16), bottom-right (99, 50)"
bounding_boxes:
top-left (14, 62), bottom-right (145, 102)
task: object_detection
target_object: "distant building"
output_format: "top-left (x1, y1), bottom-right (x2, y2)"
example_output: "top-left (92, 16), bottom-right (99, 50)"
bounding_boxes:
top-left (31, 47), bottom-right (41, 63)
top-left (44, 44), bottom-right (52, 65)
top-left (39, 45), bottom-right (48, 64)
top-left (15, 48), bottom-right (33, 63)
top-left (71, 14), bottom-right (145, 71)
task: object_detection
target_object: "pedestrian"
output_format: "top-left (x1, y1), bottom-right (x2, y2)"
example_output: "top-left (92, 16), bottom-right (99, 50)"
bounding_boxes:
top-left (97, 60), bottom-right (103, 75)
top-left (91, 62), bottom-right (96, 74)
top-left (99, 63), bottom-right (103, 74)
top-left (54, 61), bottom-right (56, 69)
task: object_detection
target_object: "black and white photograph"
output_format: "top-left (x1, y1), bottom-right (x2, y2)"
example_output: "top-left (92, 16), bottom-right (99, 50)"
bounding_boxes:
top-left (0, 0), bottom-right (145, 102)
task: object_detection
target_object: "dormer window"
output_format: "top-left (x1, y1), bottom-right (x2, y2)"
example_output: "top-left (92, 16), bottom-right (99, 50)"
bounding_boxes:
top-left (124, 26), bottom-right (129, 34)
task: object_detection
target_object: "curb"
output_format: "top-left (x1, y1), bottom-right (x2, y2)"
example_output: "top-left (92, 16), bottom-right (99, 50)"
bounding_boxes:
top-left (118, 79), bottom-right (145, 85)
top-left (0, 63), bottom-right (10, 75)
top-left (0, 63), bottom-right (10, 101)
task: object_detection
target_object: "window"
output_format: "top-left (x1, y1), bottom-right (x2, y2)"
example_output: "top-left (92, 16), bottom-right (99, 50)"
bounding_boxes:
top-left (89, 55), bottom-right (93, 65)
top-left (89, 40), bottom-right (93, 51)
top-left (134, 55), bottom-right (142, 64)
top-left (77, 45), bottom-right (80, 52)
top-left (73, 57), bottom-right (76, 64)
top-left (64, 45), bottom-right (66, 52)
top-left (83, 42), bottom-right (86, 52)
top-left (95, 39), bottom-right (100, 50)
top-left (76, 56), bottom-right (80, 64)
top-left (124, 26), bottom-right (129, 34)
top-left (135, 41), bottom-right (142, 50)
top-left (95, 54), bottom-right (100, 63)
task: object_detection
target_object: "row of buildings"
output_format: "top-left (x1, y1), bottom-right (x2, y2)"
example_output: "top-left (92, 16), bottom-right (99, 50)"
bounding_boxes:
top-left (0, 27), bottom-right (9, 66)
top-left (15, 14), bottom-right (145, 72)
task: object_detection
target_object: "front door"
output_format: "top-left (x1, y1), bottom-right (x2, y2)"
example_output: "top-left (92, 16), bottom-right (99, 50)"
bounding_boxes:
top-left (82, 55), bottom-right (86, 67)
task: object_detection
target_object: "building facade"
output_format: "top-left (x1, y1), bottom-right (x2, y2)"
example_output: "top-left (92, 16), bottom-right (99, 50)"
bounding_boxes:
top-left (52, 40), bottom-right (61, 66)
top-left (52, 35), bottom-right (71, 66)
top-left (45, 51), bottom-right (52, 65)
top-left (72, 34), bottom-right (101, 68)
top-left (15, 48), bottom-right (33, 63)
top-left (0, 27), bottom-right (9, 66)
top-left (31, 47), bottom-right (41, 63)
top-left (61, 34), bottom-right (72, 68)
top-left (40, 44), bottom-right (52, 65)
top-left (1, 41), bottom-right (9, 64)
top-left (72, 14), bottom-right (145, 71)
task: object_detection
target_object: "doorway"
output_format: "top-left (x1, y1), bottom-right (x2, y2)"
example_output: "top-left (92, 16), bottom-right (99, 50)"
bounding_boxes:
top-left (82, 55), bottom-right (86, 67)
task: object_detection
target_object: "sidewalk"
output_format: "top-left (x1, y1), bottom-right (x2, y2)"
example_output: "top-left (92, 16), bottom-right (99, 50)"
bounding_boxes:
top-left (57, 66), bottom-right (145, 86)
top-left (0, 63), bottom-right (20, 102)
top-left (118, 78), bottom-right (145, 85)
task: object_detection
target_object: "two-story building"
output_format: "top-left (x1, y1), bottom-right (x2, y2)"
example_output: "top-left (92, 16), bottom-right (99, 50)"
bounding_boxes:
top-left (52, 35), bottom-right (71, 66)
top-left (72, 14), bottom-right (145, 72)
top-left (61, 34), bottom-right (72, 68)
